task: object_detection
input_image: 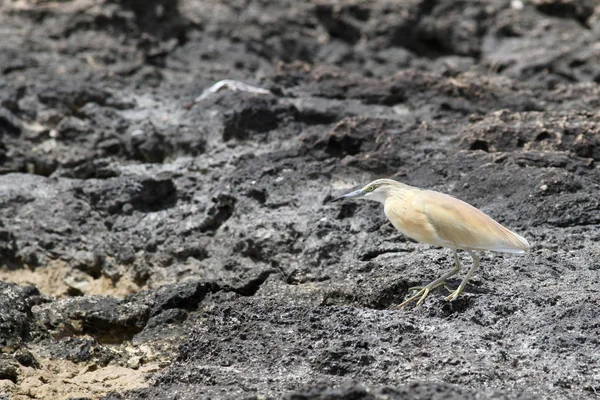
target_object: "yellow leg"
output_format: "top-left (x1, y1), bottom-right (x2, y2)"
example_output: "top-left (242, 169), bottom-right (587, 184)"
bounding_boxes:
top-left (446, 250), bottom-right (480, 301)
top-left (408, 282), bottom-right (453, 294)
top-left (392, 250), bottom-right (462, 309)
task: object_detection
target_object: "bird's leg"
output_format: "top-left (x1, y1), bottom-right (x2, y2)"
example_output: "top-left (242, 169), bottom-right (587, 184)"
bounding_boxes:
top-left (446, 250), bottom-right (480, 301)
top-left (392, 250), bottom-right (462, 309)
top-left (408, 282), bottom-right (453, 294)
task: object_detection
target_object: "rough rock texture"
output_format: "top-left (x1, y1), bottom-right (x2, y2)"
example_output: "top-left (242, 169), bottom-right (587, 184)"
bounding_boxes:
top-left (0, 0), bottom-right (599, 399)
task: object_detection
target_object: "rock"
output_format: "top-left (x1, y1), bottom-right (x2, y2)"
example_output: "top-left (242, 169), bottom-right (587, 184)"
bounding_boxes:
top-left (31, 280), bottom-right (222, 343)
top-left (45, 337), bottom-right (117, 366)
top-left (71, 251), bottom-right (104, 279)
top-left (0, 107), bottom-right (22, 137)
top-left (72, 175), bottom-right (177, 215)
top-left (13, 349), bottom-right (40, 369)
top-left (36, 85), bottom-right (113, 115)
top-left (129, 280), bottom-right (219, 318)
top-left (0, 0), bottom-right (599, 399)
top-left (282, 382), bottom-right (519, 400)
top-left (198, 194), bottom-right (237, 233)
top-left (221, 94), bottom-right (297, 141)
top-left (0, 355), bottom-right (19, 383)
top-left (56, 117), bottom-right (91, 141)
top-left (460, 110), bottom-right (600, 161)
top-left (128, 127), bottom-right (173, 163)
top-left (33, 296), bottom-right (150, 343)
top-left (0, 282), bottom-right (47, 348)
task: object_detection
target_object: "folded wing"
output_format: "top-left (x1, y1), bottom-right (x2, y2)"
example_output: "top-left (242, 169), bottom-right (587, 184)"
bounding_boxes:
top-left (419, 190), bottom-right (530, 253)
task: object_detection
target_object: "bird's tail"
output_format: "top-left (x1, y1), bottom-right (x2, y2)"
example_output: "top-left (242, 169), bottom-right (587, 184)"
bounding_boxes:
top-left (497, 228), bottom-right (530, 254)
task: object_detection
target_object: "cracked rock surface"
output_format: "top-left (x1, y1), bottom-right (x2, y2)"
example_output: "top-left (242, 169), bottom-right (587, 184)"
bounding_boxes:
top-left (0, 0), bottom-right (599, 399)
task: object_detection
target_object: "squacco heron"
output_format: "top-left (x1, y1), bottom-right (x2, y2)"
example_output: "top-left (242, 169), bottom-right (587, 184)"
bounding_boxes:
top-left (330, 179), bottom-right (530, 308)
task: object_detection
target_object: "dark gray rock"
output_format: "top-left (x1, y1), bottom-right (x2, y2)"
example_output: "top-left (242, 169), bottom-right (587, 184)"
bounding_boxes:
top-left (0, 281), bottom-right (48, 348)
top-left (222, 95), bottom-right (298, 141)
top-left (13, 348), bottom-right (40, 369)
top-left (32, 280), bottom-right (223, 344)
top-left (0, 107), bottom-right (22, 137)
top-left (33, 295), bottom-right (149, 343)
top-left (129, 280), bottom-right (219, 318)
top-left (1, 0), bottom-right (599, 399)
top-left (43, 337), bottom-right (117, 365)
top-left (0, 355), bottom-right (19, 383)
top-left (281, 382), bottom-right (540, 400)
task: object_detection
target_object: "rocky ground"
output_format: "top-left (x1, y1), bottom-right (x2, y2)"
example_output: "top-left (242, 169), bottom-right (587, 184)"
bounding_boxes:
top-left (0, 0), bottom-right (599, 399)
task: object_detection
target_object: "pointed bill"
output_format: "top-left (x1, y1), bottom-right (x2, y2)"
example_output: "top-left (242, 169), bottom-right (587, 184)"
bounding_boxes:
top-left (329, 188), bottom-right (366, 203)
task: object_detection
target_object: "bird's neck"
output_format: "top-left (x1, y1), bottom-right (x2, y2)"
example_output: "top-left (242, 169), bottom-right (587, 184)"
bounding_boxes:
top-left (384, 185), bottom-right (416, 205)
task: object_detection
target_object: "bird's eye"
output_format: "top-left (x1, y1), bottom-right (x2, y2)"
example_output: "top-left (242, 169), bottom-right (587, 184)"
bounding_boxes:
top-left (365, 185), bottom-right (375, 192)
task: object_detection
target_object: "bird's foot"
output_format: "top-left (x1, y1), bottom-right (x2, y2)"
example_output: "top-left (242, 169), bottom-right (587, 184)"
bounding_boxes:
top-left (445, 287), bottom-right (463, 302)
top-left (390, 287), bottom-right (431, 309)
top-left (409, 282), bottom-right (453, 294)
top-left (391, 281), bottom-right (458, 309)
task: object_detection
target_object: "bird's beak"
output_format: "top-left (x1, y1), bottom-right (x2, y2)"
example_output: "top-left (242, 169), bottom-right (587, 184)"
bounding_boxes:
top-left (329, 188), bottom-right (366, 203)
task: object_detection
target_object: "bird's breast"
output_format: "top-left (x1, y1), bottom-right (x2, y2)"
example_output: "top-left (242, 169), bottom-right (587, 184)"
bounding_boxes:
top-left (384, 197), bottom-right (445, 247)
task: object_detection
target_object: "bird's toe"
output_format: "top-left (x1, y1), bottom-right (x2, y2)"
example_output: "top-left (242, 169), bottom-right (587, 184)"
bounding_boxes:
top-left (445, 289), bottom-right (462, 302)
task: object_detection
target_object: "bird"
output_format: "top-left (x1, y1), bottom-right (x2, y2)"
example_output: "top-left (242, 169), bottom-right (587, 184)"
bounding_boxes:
top-left (329, 178), bottom-right (530, 308)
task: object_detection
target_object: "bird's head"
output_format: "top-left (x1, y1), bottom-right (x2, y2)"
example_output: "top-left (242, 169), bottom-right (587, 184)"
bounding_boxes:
top-left (330, 178), bottom-right (403, 205)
